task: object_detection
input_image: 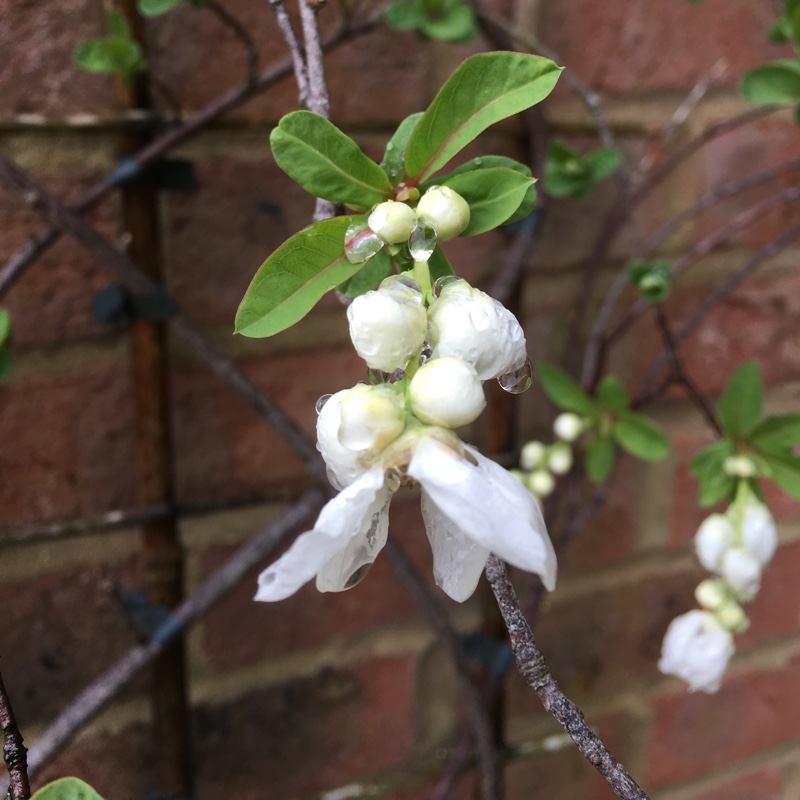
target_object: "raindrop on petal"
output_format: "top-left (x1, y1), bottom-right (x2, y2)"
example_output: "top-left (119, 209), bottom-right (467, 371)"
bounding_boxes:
top-left (315, 393), bottom-right (332, 414)
top-left (395, 276), bottom-right (422, 294)
top-left (408, 222), bottom-right (437, 262)
top-left (344, 563), bottom-right (373, 589)
top-left (344, 219), bottom-right (383, 265)
top-left (497, 356), bottom-right (533, 394)
top-left (432, 275), bottom-right (464, 297)
top-left (386, 466), bottom-right (403, 492)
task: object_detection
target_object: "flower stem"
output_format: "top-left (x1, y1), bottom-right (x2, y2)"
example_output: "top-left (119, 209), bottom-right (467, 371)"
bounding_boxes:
top-left (413, 258), bottom-right (434, 305)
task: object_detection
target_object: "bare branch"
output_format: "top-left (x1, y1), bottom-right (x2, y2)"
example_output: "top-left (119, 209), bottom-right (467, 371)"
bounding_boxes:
top-left (485, 556), bottom-right (651, 800)
top-left (207, 0), bottom-right (260, 86)
top-left (268, 0), bottom-right (310, 104)
top-left (0, 669), bottom-right (30, 800)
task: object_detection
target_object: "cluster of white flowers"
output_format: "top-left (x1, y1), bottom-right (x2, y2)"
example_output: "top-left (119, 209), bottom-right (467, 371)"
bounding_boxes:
top-left (255, 267), bottom-right (557, 604)
top-left (512, 412), bottom-right (583, 500)
top-left (659, 481), bottom-right (778, 692)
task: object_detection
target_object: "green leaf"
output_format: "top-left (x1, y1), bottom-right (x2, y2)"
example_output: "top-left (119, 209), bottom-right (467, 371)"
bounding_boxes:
top-left (548, 141), bottom-right (579, 164)
top-left (439, 167), bottom-right (534, 236)
top-left (767, 18), bottom-right (792, 44)
top-left (337, 249), bottom-right (393, 298)
top-left (596, 375), bottom-right (628, 411)
top-left (138, 0), bottom-right (182, 16)
top-left (740, 60), bottom-right (800, 106)
top-left (751, 413), bottom-right (800, 453)
top-left (107, 8), bottom-right (131, 38)
top-left (427, 245), bottom-right (454, 282)
top-left (585, 147), bottom-right (622, 182)
top-left (270, 112), bottom-right (391, 210)
top-left (31, 777), bottom-right (106, 800)
top-left (404, 52), bottom-right (562, 183)
top-left (420, 2), bottom-right (477, 42)
top-left (0, 308), bottom-right (10, 347)
top-left (691, 439), bottom-right (735, 479)
top-left (236, 217), bottom-right (362, 337)
top-left (381, 112), bottom-right (424, 185)
top-left (74, 38), bottom-right (143, 77)
top-left (586, 435), bottom-right (615, 482)
top-left (718, 361), bottom-right (762, 438)
top-left (542, 164), bottom-right (591, 199)
top-left (698, 470), bottom-right (737, 507)
top-left (762, 453), bottom-right (800, 499)
top-left (613, 412), bottom-right (670, 461)
top-left (385, 0), bottom-right (426, 30)
top-left (537, 365), bottom-right (596, 415)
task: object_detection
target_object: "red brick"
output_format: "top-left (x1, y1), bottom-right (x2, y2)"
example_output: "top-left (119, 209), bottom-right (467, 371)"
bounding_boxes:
top-left (193, 656), bottom-right (417, 798)
top-left (648, 656), bottom-right (800, 787)
top-left (0, 367), bottom-right (137, 526)
top-left (695, 119), bottom-right (800, 250)
top-left (0, 0), bottom-right (118, 114)
top-left (540, 0), bottom-right (791, 96)
top-left (690, 766), bottom-right (783, 800)
top-left (199, 493), bottom-right (438, 670)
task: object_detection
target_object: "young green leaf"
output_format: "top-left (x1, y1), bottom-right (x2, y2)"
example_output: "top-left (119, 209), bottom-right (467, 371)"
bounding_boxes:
top-left (74, 38), bottom-right (143, 77)
top-left (337, 248), bottom-right (393, 298)
top-left (691, 439), bottom-right (735, 479)
top-left (762, 453), bottom-right (800, 500)
top-left (750, 413), bottom-right (800, 453)
top-left (698, 470), bottom-right (737, 507)
top-left (718, 361), bottom-right (762, 438)
top-left (0, 308), bottom-right (10, 347)
top-left (385, 0), bottom-right (426, 30)
top-left (537, 365), bottom-right (596, 415)
top-left (381, 112), bottom-right (424, 185)
top-left (31, 777), bottom-right (106, 800)
top-left (767, 17), bottom-right (792, 44)
top-left (439, 167), bottom-right (534, 236)
top-left (108, 8), bottom-right (131, 38)
top-left (613, 412), bottom-right (670, 461)
top-left (138, 0), bottom-right (182, 16)
top-left (740, 60), bottom-right (800, 106)
top-left (270, 112), bottom-right (391, 210)
top-left (596, 375), bottom-right (628, 411)
top-left (420, 2), bottom-right (477, 42)
top-left (404, 52), bottom-right (562, 183)
top-left (427, 245), bottom-right (455, 282)
top-left (236, 217), bottom-right (362, 337)
top-left (586, 435), bottom-right (615, 482)
top-left (585, 147), bottom-right (622, 182)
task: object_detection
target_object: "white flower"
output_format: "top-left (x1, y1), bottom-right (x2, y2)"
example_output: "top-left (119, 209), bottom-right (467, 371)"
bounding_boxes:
top-left (255, 429), bottom-right (557, 603)
top-left (368, 201), bottom-right (417, 244)
top-left (720, 547), bottom-right (762, 600)
top-left (739, 499), bottom-right (778, 565)
top-left (338, 384), bottom-right (405, 451)
top-left (416, 186), bottom-right (470, 240)
top-left (408, 357), bottom-right (486, 428)
top-left (553, 413), bottom-right (583, 442)
top-left (347, 275), bottom-right (427, 372)
top-left (694, 513), bottom-right (735, 572)
top-left (659, 610), bottom-right (735, 693)
top-left (427, 281), bottom-right (527, 380)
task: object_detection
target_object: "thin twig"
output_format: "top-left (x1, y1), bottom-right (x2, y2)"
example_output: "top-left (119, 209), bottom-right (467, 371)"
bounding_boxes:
top-left (654, 305), bottom-right (722, 435)
top-left (485, 556), bottom-right (651, 800)
top-left (0, 16), bottom-right (379, 299)
top-left (0, 668), bottom-right (30, 800)
top-left (385, 540), bottom-right (499, 800)
top-left (268, 0), bottom-right (309, 104)
top-left (5, 490), bottom-right (323, 787)
top-left (206, 0), bottom-right (260, 85)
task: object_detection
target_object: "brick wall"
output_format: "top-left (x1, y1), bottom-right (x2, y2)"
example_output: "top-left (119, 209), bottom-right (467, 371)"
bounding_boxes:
top-left (2, 1), bottom-right (800, 798)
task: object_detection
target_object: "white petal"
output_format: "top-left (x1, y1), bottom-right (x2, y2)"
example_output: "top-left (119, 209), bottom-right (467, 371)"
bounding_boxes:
top-left (255, 467), bottom-right (385, 601)
top-left (408, 437), bottom-right (557, 590)
top-left (694, 514), bottom-right (735, 572)
top-left (316, 489), bottom-right (392, 592)
top-left (421, 491), bottom-right (490, 602)
top-left (740, 500), bottom-right (778, 565)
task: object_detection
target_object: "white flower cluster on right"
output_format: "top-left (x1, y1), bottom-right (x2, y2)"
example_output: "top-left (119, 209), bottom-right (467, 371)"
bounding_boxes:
top-left (659, 482), bottom-right (778, 693)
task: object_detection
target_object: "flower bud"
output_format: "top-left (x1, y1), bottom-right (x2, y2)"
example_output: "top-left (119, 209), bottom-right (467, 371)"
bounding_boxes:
top-left (553, 413), bottom-right (584, 442)
top-left (427, 280), bottom-right (527, 380)
top-left (695, 578), bottom-right (727, 610)
top-left (527, 470), bottom-right (555, 498)
top-left (694, 513), bottom-right (735, 572)
top-left (416, 186), bottom-right (470, 240)
top-left (316, 390), bottom-right (379, 490)
top-left (714, 601), bottom-right (749, 634)
top-left (338, 384), bottom-right (405, 452)
top-left (547, 443), bottom-right (573, 475)
top-left (348, 275), bottom-right (427, 372)
top-left (740, 499), bottom-right (778, 565)
top-left (723, 455), bottom-right (757, 477)
top-left (409, 357), bottom-right (486, 428)
top-left (720, 547), bottom-right (762, 600)
top-left (368, 201), bottom-right (417, 244)
top-left (520, 440), bottom-right (546, 471)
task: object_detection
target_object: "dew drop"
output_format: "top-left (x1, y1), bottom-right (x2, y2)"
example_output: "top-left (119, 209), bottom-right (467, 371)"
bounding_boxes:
top-left (344, 219), bottom-right (383, 264)
top-left (386, 142), bottom-right (394, 151)
top-left (395, 276), bottom-right (422, 293)
top-left (408, 222), bottom-right (437, 262)
top-left (315, 393), bottom-right (332, 414)
top-left (474, 157), bottom-right (482, 166)
top-left (432, 275), bottom-right (464, 297)
top-left (497, 356), bottom-right (533, 394)
top-left (386, 467), bottom-right (403, 492)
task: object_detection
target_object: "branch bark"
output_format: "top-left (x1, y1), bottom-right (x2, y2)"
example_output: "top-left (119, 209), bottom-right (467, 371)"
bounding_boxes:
top-left (0, 669), bottom-right (30, 800)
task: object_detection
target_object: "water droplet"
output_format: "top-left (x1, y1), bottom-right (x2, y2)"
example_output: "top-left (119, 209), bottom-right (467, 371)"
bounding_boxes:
top-left (395, 276), bottom-right (422, 293)
top-left (386, 142), bottom-right (394, 151)
top-left (498, 356), bottom-right (533, 394)
top-left (315, 394), bottom-right (332, 413)
top-left (408, 222), bottom-right (437, 262)
top-left (474, 157), bottom-right (482, 166)
top-left (432, 275), bottom-right (464, 297)
top-left (419, 341), bottom-right (432, 364)
top-left (386, 467), bottom-right (403, 492)
top-left (344, 219), bottom-right (383, 264)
